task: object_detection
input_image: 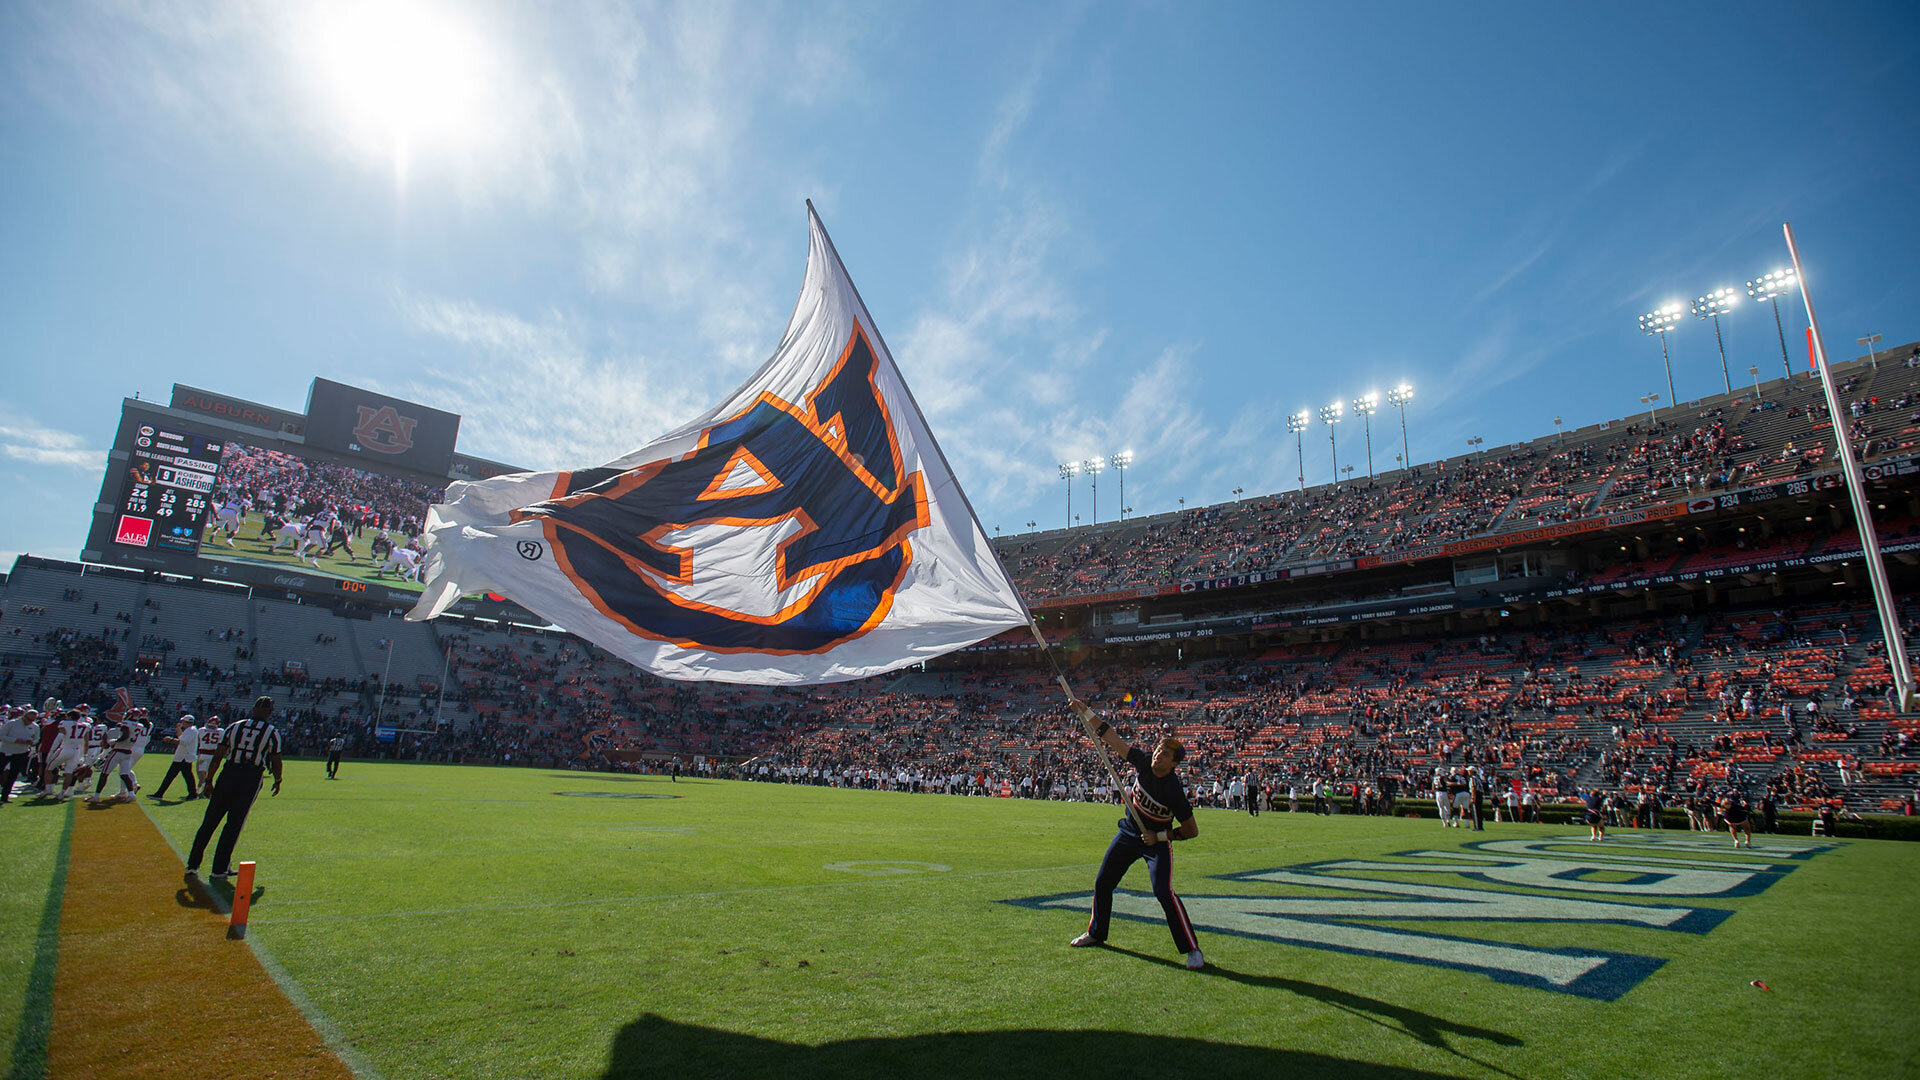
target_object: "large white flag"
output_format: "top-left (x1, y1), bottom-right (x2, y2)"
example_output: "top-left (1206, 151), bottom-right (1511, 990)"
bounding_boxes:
top-left (406, 205), bottom-right (1030, 684)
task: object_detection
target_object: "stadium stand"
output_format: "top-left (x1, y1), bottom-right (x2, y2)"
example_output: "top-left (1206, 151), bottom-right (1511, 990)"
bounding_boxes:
top-left (5, 351), bottom-right (1918, 822)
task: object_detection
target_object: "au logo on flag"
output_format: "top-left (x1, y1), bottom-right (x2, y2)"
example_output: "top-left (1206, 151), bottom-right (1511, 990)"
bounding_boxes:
top-left (1004, 834), bottom-right (1834, 1000)
top-left (509, 325), bottom-right (929, 656)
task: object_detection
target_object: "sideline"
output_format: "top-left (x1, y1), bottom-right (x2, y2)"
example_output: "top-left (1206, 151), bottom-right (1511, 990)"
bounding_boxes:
top-left (133, 798), bottom-right (386, 1080)
top-left (6, 800), bottom-right (72, 1080)
top-left (39, 798), bottom-right (362, 1080)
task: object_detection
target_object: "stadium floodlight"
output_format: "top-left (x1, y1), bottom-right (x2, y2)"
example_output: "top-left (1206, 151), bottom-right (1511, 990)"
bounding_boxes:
top-left (1108, 450), bottom-right (1133, 519)
top-left (1747, 269), bottom-right (1799, 382)
top-left (1858, 333), bottom-right (1883, 371)
top-left (1286, 410), bottom-right (1310, 491)
top-left (1352, 392), bottom-right (1380, 479)
top-left (1465, 435), bottom-right (1484, 462)
top-left (1386, 383), bottom-right (1414, 471)
top-left (1692, 288), bottom-right (1740, 394)
top-left (1639, 303), bottom-right (1684, 408)
top-left (1554, 416), bottom-right (1564, 445)
top-left (1639, 392), bottom-right (1661, 424)
top-left (1082, 457), bottom-right (1104, 524)
top-left (1319, 402), bottom-right (1343, 485)
top-left (1057, 461), bottom-right (1079, 528)
top-left (1749, 365), bottom-right (1762, 401)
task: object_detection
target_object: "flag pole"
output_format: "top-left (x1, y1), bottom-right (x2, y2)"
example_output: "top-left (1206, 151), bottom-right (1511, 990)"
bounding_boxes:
top-left (1783, 221), bottom-right (1915, 712)
top-left (806, 201), bottom-right (1148, 823)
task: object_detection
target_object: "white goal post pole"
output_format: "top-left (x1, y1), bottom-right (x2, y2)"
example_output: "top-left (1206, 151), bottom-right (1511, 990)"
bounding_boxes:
top-left (1784, 221), bottom-right (1916, 712)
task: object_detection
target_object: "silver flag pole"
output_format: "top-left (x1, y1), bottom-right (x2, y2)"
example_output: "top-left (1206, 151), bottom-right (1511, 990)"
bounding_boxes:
top-left (1783, 221), bottom-right (1915, 711)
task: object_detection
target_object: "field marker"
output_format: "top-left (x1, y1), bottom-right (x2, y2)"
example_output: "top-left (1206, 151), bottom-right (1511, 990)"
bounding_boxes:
top-left (229, 861), bottom-right (257, 939)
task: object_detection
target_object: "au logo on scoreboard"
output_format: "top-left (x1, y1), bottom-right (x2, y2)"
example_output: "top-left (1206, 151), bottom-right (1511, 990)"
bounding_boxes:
top-left (1003, 834), bottom-right (1834, 1000)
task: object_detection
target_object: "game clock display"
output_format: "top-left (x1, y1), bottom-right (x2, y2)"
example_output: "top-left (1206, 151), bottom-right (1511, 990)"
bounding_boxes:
top-left (112, 423), bottom-right (224, 554)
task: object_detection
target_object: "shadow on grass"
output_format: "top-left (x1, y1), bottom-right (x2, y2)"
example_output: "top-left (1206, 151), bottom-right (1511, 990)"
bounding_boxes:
top-left (175, 878), bottom-right (265, 913)
top-left (1103, 945), bottom-right (1522, 1052)
top-left (599, 1013), bottom-right (1478, 1080)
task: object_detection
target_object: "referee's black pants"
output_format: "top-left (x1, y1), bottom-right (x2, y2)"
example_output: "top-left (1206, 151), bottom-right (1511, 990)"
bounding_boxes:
top-left (326, 752), bottom-right (341, 779)
top-left (154, 759), bottom-right (198, 799)
top-left (188, 767), bottom-right (262, 874)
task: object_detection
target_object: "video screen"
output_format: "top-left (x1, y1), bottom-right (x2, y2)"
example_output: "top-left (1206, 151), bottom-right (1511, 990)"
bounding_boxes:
top-left (195, 441), bottom-right (447, 592)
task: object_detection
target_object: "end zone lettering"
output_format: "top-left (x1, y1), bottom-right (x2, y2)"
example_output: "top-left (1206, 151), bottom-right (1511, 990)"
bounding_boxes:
top-left (1003, 835), bottom-right (1835, 1000)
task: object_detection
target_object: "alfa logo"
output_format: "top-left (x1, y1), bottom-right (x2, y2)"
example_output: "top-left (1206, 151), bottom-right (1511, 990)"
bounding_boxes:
top-left (512, 326), bottom-right (929, 654)
top-left (115, 514), bottom-right (154, 547)
top-left (352, 405), bottom-right (418, 455)
top-left (1005, 834), bottom-right (1835, 1000)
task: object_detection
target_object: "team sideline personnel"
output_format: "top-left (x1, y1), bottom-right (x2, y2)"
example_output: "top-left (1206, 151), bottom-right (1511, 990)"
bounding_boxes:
top-left (1068, 702), bottom-right (1204, 970)
top-left (186, 696), bottom-right (283, 882)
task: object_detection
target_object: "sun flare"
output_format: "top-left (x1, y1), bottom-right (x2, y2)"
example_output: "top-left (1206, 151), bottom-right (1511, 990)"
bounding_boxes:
top-left (311, 1), bottom-right (490, 180)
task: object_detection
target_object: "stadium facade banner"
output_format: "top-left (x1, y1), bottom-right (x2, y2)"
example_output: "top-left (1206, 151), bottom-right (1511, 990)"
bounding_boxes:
top-left (169, 384), bottom-right (302, 435)
top-left (1540, 537), bottom-right (1920, 598)
top-left (304, 378), bottom-right (461, 478)
top-left (407, 206), bottom-right (1030, 684)
top-left (1357, 502), bottom-right (1692, 569)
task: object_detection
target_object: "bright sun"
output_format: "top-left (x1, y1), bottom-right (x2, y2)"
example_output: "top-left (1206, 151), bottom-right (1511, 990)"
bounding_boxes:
top-left (311, 0), bottom-right (490, 181)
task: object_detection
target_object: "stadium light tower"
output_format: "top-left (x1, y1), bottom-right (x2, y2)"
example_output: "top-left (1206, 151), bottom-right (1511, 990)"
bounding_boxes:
top-left (1746, 269), bottom-right (1798, 382)
top-left (1859, 333), bottom-right (1883, 371)
top-left (1057, 461), bottom-right (1078, 528)
top-left (1465, 435), bottom-right (1484, 462)
top-left (1639, 304), bottom-right (1683, 408)
top-left (1640, 392), bottom-right (1661, 424)
top-left (1352, 391), bottom-right (1380, 479)
top-left (1109, 450), bottom-right (1133, 520)
top-left (1318, 402), bottom-right (1343, 485)
top-left (1386, 383), bottom-right (1413, 471)
top-left (1748, 365), bottom-right (1762, 401)
top-left (1083, 456), bottom-right (1104, 524)
top-left (1286, 411), bottom-right (1310, 491)
top-left (1692, 288), bottom-right (1740, 394)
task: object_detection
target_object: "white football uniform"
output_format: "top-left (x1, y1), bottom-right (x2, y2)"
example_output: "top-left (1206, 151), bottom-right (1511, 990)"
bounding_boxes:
top-left (84, 721), bottom-right (112, 768)
top-left (384, 547), bottom-right (421, 580)
top-left (50, 718), bottom-right (89, 771)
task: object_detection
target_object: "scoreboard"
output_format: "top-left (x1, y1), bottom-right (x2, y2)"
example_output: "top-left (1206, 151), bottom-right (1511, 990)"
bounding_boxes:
top-left (84, 393), bottom-right (532, 623)
top-left (108, 421), bottom-right (225, 556)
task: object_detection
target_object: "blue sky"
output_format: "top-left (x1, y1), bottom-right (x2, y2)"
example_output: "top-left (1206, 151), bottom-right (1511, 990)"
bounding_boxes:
top-left (2, 1), bottom-right (1917, 561)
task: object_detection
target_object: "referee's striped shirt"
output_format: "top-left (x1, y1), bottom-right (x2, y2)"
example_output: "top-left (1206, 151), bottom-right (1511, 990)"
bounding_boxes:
top-left (219, 717), bottom-right (283, 772)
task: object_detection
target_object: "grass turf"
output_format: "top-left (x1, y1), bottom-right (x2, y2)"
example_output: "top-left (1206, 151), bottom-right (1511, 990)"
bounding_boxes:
top-left (0, 797), bottom-right (66, 1074)
top-left (6, 759), bottom-right (1917, 1079)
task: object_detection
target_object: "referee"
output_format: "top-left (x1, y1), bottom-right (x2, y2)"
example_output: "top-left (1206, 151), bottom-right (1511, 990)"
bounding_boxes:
top-left (186, 696), bottom-right (283, 882)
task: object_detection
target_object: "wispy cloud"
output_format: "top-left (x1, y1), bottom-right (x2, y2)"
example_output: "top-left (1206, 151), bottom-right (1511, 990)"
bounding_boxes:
top-left (0, 417), bottom-right (101, 470)
top-left (387, 293), bottom-right (717, 472)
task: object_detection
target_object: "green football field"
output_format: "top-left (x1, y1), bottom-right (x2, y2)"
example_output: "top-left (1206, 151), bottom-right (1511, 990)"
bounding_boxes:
top-left (5, 759), bottom-right (1918, 1079)
top-left (197, 511), bottom-right (426, 591)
